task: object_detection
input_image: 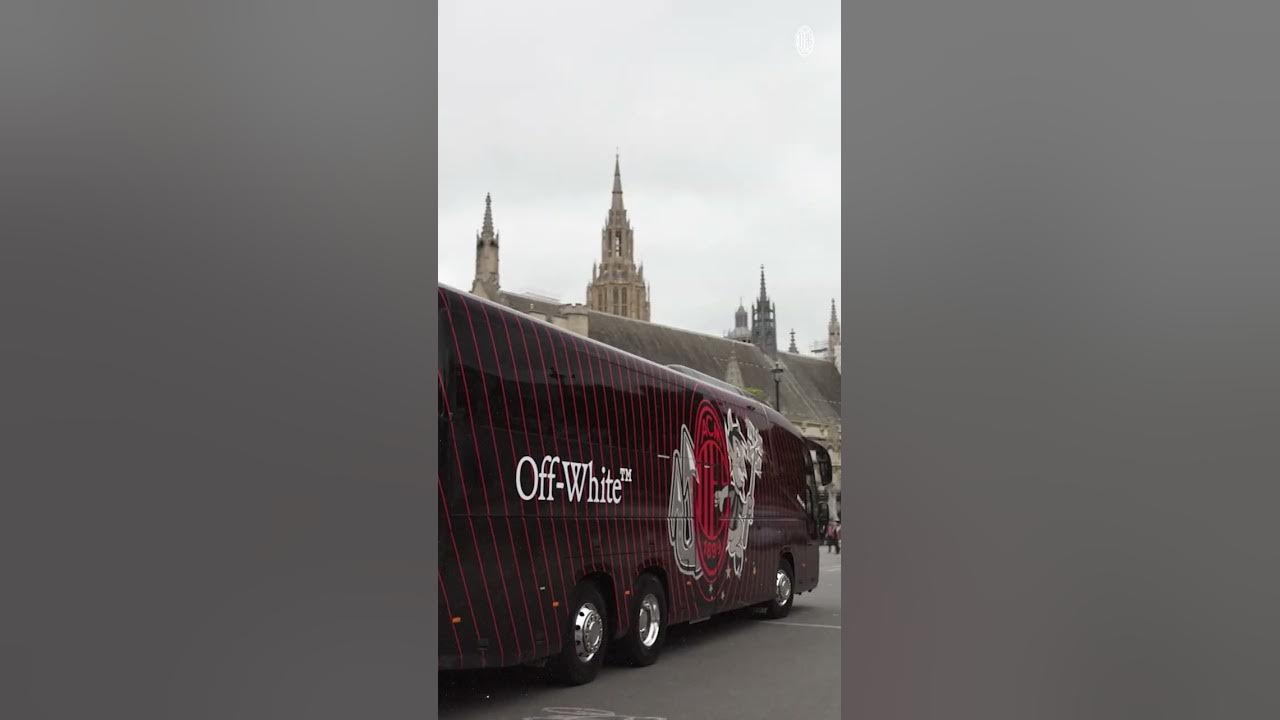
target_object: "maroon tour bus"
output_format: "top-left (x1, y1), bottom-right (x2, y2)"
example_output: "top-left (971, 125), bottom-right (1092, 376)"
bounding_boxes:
top-left (438, 283), bottom-right (833, 684)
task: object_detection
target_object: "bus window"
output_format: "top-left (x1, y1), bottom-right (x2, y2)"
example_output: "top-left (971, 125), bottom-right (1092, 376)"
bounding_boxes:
top-left (803, 441), bottom-right (831, 535)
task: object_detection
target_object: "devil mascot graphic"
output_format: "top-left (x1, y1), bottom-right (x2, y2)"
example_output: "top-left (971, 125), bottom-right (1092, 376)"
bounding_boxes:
top-left (668, 400), bottom-right (764, 601)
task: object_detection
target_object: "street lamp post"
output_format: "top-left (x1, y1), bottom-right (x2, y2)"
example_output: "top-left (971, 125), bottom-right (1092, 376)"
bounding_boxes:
top-left (770, 362), bottom-right (784, 412)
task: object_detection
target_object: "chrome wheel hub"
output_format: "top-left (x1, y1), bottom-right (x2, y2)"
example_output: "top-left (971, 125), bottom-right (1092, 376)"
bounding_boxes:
top-left (776, 569), bottom-right (792, 606)
top-left (637, 594), bottom-right (661, 648)
top-left (574, 602), bottom-right (604, 662)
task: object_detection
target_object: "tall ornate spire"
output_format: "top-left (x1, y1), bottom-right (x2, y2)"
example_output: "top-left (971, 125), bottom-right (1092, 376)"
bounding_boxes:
top-left (611, 153), bottom-right (624, 211)
top-left (788, 329), bottom-right (798, 354)
top-left (751, 265), bottom-right (778, 357)
top-left (587, 152), bottom-right (649, 321)
top-left (827, 297), bottom-right (841, 365)
top-left (471, 192), bottom-right (500, 299)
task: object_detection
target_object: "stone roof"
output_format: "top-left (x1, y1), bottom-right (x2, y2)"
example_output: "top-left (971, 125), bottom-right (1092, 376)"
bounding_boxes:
top-left (584, 309), bottom-right (841, 428)
top-left (496, 290), bottom-right (565, 319)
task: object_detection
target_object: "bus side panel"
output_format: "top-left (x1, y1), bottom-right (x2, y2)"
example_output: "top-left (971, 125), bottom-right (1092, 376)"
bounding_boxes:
top-left (439, 285), bottom-right (825, 671)
top-left (444, 289), bottom-right (658, 664)
top-left (473, 297), bottom-right (600, 653)
top-left (634, 374), bottom-right (818, 622)
top-left (440, 288), bottom-right (562, 669)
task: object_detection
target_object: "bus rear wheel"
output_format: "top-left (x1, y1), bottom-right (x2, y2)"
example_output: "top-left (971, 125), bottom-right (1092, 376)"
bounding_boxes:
top-left (762, 557), bottom-right (794, 619)
top-left (547, 582), bottom-right (609, 686)
top-left (615, 573), bottom-right (667, 667)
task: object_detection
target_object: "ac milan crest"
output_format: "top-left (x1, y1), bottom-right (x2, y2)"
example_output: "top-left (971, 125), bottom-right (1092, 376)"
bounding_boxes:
top-left (667, 400), bottom-right (764, 601)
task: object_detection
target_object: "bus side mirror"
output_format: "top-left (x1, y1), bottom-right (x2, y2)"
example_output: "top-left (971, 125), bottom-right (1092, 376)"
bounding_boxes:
top-left (814, 445), bottom-right (833, 486)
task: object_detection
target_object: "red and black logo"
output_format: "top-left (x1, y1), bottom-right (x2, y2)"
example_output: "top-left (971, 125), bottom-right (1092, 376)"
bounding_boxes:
top-left (668, 399), bottom-right (763, 601)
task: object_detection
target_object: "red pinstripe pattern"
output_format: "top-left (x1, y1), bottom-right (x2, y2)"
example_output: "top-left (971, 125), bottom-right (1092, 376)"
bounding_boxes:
top-left (631, 357), bottom-right (663, 615)
top-left (502, 309), bottom-right (562, 643)
top-left (437, 468), bottom-right (482, 649)
top-left (480, 302), bottom-right (548, 651)
top-left (635, 358), bottom-right (659, 583)
top-left (441, 292), bottom-right (513, 663)
top-left (651, 368), bottom-right (684, 618)
top-left (607, 352), bottom-right (639, 615)
top-left (656, 375), bottom-right (686, 621)
top-left (561, 331), bottom-right (597, 584)
top-left (620, 356), bottom-right (646, 601)
top-left (758, 421), bottom-right (783, 606)
top-left (521, 320), bottom-right (572, 637)
top-left (615, 353), bottom-right (643, 607)
top-left (586, 340), bottom-right (630, 622)
top-left (586, 345), bottom-right (627, 620)
top-left (542, 325), bottom-right (586, 598)
top-left (436, 373), bottom-right (486, 661)
top-left (463, 300), bottom-right (536, 659)
top-left (439, 569), bottom-right (463, 658)
top-left (566, 335), bottom-right (610, 609)
top-left (757, 422), bottom-right (778, 602)
top-left (647, 367), bottom-right (680, 620)
top-left (593, 340), bottom-right (634, 609)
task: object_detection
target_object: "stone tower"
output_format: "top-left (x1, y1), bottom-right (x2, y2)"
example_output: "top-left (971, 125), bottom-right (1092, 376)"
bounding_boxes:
top-left (586, 154), bottom-right (651, 321)
top-left (470, 193), bottom-right (500, 300)
top-left (788, 328), bottom-right (799, 354)
top-left (827, 298), bottom-right (841, 368)
top-left (727, 298), bottom-right (751, 341)
top-left (750, 265), bottom-right (777, 357)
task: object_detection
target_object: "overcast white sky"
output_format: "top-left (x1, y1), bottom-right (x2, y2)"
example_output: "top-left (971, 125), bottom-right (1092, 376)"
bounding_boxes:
top-left (439, 0), bottom-right (840, 352)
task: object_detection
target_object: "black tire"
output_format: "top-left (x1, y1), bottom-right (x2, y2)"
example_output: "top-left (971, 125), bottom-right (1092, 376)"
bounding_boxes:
top-left (546, 582), bottom-right (609, 686)
top-left (762, 557), bottom-right (795, 619)
top-left (614, 574), bottom-right (667, 667)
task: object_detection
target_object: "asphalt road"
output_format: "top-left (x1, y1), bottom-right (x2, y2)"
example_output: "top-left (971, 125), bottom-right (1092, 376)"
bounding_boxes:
top-left (439, 549), bottom-right (843, 720)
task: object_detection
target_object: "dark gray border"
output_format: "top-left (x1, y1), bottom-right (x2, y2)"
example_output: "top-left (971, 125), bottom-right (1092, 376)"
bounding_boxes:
top-left (841, 2), bottom-right (1280, 718)
top-left (3, 2), bottom-right (439, 718)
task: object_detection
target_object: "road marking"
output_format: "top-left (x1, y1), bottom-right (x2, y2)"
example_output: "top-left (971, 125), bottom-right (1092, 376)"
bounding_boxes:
top-left (523, 708), bottom-right (667, 720)
top-left (766, 620), bottom-right (842, 630)
top-left (825, 565), bottom-right (841, 572)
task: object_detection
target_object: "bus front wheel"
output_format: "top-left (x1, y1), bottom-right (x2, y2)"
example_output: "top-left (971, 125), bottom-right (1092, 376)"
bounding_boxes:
top-left (615, 573), bottom-right (667, 667)
top-left (762, 557), bottom-right (794, 619)
top-left (547, 582), bottom-right (609, 685)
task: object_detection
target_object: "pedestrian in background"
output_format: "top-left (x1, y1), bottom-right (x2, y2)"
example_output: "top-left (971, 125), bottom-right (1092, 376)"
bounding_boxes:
top-left (826, 520), bottom-right (838, 553)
